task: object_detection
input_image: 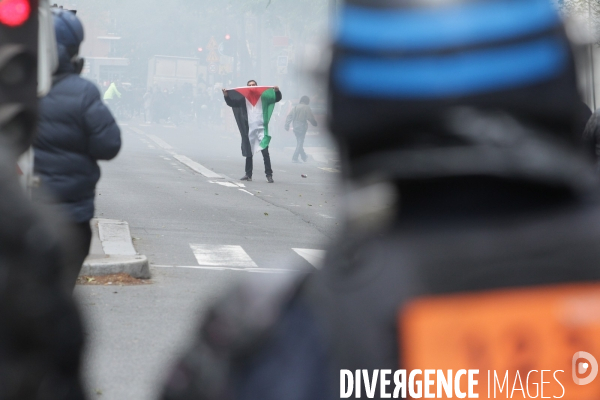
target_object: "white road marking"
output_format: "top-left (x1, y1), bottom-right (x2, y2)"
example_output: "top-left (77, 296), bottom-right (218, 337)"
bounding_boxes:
top-left (317, 213), bottom-right (335, 219)
top-left (130, 127), bottom-right (233, 182)
top-left (129, 127), bottom-right (145, 135)
top-left (318, 167), bottom-right (340, 173)
top-left (173, 155), bottom-right (222, 178)
top-left (208, 180), bottom-right (239, 188)
top-left (239, 189), bottom-right (254, 196)
top-left (292, 248), bottom-right (326, 269)
top-left (152, 265), bottom-right (301, 273)
top-left (189, 244), bottom-right (257, 268)
top-left (217, 173), bottom-right (247, 188)
top-left (148, 135), bottom-right (173, 150)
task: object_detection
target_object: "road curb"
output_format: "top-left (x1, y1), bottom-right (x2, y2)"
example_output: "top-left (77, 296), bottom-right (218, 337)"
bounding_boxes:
top-left (81, 255), bottom-right (151, 279)
top-left (81, 219), bottom-right (151, 279)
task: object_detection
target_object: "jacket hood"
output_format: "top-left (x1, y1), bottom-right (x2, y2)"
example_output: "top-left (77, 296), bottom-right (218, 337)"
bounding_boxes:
top-left (55, 44), bottom-right (76, 75)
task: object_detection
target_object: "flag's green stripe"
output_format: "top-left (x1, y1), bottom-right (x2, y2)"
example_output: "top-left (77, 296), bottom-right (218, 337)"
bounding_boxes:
top-left (260, 88), bottom-right (277, 149)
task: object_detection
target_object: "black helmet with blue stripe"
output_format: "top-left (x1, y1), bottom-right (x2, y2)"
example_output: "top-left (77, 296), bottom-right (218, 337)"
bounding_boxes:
top-left (329, 0), bottom-right (595, 190)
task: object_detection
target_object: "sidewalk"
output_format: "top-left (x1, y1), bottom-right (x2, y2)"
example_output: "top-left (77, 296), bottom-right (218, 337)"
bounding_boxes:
top-left (81, 218), bottom-right (150, 279)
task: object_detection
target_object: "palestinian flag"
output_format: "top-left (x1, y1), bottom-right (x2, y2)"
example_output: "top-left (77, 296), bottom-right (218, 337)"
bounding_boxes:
top-left (225, 86), bottom-right (278, 155)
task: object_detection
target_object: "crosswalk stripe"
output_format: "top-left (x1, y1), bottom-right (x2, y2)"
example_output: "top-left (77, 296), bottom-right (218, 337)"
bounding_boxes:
top-left (153, 246), bottom-right (326, 272)
top-left (292, 248), bottom-right (326, 269)
top-left (189, 244), bottom-right (257, 268)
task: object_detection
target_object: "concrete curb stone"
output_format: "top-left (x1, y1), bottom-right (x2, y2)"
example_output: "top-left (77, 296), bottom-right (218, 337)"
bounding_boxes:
top-left (81, 219), bottom-right (150, 279)
top-left (81, 255), bottom-right (150, 279)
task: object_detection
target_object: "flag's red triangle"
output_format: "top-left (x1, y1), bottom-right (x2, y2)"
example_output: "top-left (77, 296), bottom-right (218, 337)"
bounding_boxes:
top-left (230, 86), bottom-right (272, 106)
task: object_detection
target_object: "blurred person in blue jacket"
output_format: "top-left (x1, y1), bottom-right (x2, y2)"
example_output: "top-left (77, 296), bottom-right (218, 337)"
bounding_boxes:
top-left (33, 8), bottom-right (121, 290)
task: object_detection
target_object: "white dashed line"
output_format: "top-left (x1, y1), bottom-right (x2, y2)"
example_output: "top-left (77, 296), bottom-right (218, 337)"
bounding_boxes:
top-left (129, 127), bottom-right (145, 135)
top-left (209, 180), bottom-right (239, 188)
top-left (319, 167), bottom-right (340, 173)
top-left (317, 213), bottom-right (335, 219)
top-left (132, 127), bottom-right (224, 179)
top-left (148, 135), bottom-right (174, 150)
top-left (173, 155), bottom-right (222, 178)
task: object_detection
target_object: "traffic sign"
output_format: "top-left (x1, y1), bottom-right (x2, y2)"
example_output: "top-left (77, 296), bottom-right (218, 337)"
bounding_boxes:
top-left (207, 51), bottom-right (219, 64)
top-left (207, 36), bottom-right (218, 51)
top-left (277, 56), bottom-right (288, 67)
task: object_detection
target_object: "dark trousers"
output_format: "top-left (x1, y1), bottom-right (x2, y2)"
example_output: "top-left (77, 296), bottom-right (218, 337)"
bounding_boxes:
top-left (62, 221), bottom-right (92, 291)
top-left (292, 130), bottom-right (307, 161)
top-left (245, 147), bottom-right (273, 177)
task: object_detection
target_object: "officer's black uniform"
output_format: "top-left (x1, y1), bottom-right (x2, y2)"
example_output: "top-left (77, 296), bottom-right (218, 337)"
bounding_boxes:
top-left (0, 148), bottom-right (86, 400)
top-left (161, 1), bottom-right (600, 399)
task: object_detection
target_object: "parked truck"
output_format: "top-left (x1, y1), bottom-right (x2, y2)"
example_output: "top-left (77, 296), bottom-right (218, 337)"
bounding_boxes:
top-left (147, 56), bottom-right (206, 91)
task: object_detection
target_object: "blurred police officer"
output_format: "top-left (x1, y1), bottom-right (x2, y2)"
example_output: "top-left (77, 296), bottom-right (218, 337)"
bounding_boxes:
top-left (33, 9), bottom-right (121, 290)
top-left (162, 1), bottom-right (600, 399)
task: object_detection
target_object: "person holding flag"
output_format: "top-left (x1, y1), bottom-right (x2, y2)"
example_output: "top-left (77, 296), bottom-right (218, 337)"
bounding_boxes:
top-left (223, 80), bottom-right (282, 182)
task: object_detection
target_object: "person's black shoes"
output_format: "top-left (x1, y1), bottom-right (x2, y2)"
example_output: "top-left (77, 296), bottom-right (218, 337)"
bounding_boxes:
top-left (241, 175), bottom-right (252, 181)
top-left (266, 175), bottom-right (274, 183)
top-left (301, 154), bottom-right (308, 162)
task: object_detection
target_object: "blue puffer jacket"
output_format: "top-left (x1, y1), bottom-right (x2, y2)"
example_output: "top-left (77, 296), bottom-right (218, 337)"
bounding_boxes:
top-left (33, 49), bottom-right (121, 223)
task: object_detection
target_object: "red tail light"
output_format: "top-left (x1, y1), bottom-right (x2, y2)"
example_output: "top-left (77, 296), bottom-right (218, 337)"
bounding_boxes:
top-left (0, 0), bottom-right (31, 27)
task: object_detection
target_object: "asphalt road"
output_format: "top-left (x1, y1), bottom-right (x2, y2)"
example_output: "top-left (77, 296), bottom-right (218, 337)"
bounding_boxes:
top-left (74, 118), bottom-right (341, 399)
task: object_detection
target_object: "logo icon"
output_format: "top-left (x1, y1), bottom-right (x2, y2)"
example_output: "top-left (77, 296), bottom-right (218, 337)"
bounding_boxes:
top-left (573, 351), bottom-right (599, 385)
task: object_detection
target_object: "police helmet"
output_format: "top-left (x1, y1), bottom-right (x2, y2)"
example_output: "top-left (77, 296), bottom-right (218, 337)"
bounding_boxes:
top-left (329, 0), bottom-right (595, 191)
